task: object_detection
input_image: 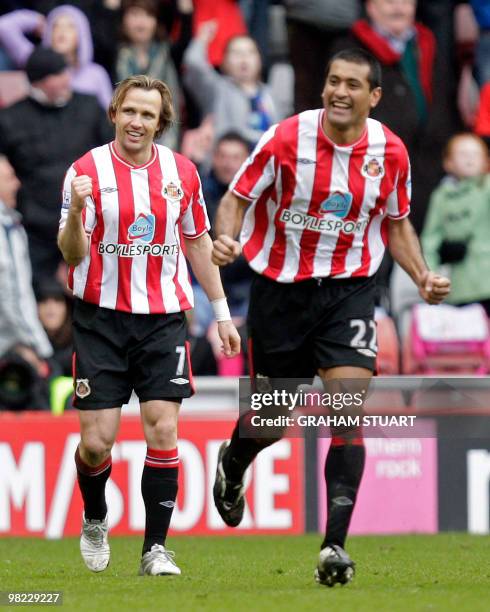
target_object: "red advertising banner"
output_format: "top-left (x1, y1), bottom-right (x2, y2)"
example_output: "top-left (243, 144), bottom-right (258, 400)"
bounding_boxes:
top-left (0, 412), bottom-right (304, 538)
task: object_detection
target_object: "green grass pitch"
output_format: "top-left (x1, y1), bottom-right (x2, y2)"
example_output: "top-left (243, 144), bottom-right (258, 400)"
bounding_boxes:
top-left (1, 534), bottom-right (489, 611)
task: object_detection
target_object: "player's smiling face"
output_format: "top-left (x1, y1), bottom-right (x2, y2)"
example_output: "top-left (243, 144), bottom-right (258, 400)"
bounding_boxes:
top-left (112, 87), bottom-right (161, 163)
top-left (322, 60), bottom-right (381, 132)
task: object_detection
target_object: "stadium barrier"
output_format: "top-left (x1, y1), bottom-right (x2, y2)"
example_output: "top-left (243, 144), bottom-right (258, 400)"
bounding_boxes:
top-left (3, 377), bottom-right (490, 537)
top-left (0, 412), bottom-right (304, 538)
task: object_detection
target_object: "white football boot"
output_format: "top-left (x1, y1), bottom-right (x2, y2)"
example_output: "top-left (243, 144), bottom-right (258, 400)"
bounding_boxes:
top-left (138, 544), bottom-right (181, 576)
top-left (80, 514), bottom-right (110, 572)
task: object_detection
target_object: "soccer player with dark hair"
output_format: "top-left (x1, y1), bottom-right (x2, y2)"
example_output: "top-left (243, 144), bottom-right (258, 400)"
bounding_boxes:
top-left (211, 49), bottom-right (450, 586)
top-left (58, 75), bottom-right (241, 576)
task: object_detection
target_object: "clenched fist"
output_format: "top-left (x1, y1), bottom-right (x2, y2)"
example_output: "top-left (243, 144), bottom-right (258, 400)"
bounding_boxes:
top-left (418, 270), bottom-right (451, 305)
top-left (71, 175), bottom-right (93, 213)
top-left (212, 235), bottom-right (242, 266)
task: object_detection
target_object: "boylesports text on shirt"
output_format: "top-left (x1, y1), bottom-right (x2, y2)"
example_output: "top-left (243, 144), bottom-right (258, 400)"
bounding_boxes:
top-left (280, 209), bottom-right (370, 235)
top-left (97, 242), bottom-right (179, 257)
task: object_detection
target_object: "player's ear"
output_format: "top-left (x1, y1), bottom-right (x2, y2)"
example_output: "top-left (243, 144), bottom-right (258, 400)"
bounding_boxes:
top-left (321, 84), bottom-right (328, 107)
top-left (108, 106), bottom-right (116, 125)
top-left (369, 87), bottom-right (382, 109)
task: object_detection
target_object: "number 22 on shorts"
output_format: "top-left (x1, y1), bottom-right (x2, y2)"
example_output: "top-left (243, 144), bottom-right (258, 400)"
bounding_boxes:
top-left (349, 319), bottom-right (377, 354)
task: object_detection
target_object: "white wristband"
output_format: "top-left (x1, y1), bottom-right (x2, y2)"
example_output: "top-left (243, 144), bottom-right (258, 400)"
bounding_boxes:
top-left (212, 298), bottom-right (231, 322)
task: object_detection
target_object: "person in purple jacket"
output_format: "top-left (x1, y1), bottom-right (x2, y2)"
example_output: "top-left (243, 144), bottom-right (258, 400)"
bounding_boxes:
top-left (0, 5), bottom-right (113, 109)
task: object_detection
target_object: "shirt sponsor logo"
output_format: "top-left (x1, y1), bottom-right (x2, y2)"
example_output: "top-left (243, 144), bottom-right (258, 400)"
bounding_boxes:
top-left (98, 242), bottom-right (179, 257)
top-left (280, 209), bottom-right (368, 235)
top-left (361, 156), bottom-right (385, 180)
top-left (162, 180), bottom-right (184, 201)
top-left (297, 158), bottom-right (316, 165)
top-left (128, 213), bottom-right (155, 242)
top-left (320, 191), bottom-right (353, 218)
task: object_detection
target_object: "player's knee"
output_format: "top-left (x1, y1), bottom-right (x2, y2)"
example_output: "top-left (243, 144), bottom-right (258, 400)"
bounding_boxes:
top-left (148, 417), bottom-right (177, 447)
top-left (80, 435), bottom-right (113, 465)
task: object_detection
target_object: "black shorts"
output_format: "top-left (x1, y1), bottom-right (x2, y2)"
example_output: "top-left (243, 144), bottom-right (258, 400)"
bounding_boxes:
top-left (247, 274), bottom-right (377, 378)
top-left (72, 299), bottom-right (193, 410)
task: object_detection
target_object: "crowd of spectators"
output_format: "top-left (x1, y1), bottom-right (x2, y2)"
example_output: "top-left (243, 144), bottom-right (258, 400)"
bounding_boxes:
top-left (0, 0), bottom-right (489, 410)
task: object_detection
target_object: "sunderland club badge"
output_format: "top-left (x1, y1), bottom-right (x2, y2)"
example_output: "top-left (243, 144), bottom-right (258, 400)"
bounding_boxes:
top-left (75, 378), bottom-right (91, 399)
top-left (361, 156), bottom-right (385, 180)
top-left (162, 180), bottom-right (184, 202)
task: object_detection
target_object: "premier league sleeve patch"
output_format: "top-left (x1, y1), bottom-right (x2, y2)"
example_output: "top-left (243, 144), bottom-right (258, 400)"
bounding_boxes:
top-left (62, 190), bottom-right (71, 210)
top-left (361, 156), bottom-right (385, 180)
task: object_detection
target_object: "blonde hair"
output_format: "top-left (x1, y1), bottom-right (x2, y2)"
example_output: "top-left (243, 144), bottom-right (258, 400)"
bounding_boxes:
top-left (108, 75), bottom-right (174, 138)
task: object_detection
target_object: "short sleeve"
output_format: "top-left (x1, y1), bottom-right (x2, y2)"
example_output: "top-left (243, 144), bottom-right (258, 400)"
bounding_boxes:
top-left (181, 166), bottom-right (211, 239)
top-left (387, 144), bottom-right (411, 220)
top-left (230, 123), bottom-right (278, 202)
top-left (59, 164), bottom-right (97, 234)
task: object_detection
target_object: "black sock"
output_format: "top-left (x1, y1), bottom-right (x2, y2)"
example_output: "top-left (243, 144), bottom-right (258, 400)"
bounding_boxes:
top-left (321, 440), bottom-right (366, 550)
top-left (141, 447), bottom-right (179, 555)
top-left (223, 413), bottom-right (276, 483)
top-left (75, 446), bottom-right (112, 521)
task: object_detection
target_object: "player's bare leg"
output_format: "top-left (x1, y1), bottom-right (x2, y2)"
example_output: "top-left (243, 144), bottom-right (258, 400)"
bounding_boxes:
top-left (76, 408), bottom-right (121, 572)
top-left (314, 366), bottom-right (372, 587)
top-left (138, 400), bottom-right (181, 576)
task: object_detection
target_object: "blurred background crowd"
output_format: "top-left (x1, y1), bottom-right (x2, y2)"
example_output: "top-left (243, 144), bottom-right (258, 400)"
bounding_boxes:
top-left (0, 0), bottom-right (489, 412)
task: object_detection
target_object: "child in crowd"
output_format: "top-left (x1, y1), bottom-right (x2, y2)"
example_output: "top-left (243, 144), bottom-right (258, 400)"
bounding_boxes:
top-left (421, 133), bottom-right (490, 313)
top-left (183, 21), bottom-right (280, 148)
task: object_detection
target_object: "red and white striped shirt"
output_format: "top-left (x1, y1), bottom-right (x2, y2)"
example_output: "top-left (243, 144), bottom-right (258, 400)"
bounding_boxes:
top-left (230, 111), bottom-right (411, 282)
top-left (60, 142), bottom-right (210, 313)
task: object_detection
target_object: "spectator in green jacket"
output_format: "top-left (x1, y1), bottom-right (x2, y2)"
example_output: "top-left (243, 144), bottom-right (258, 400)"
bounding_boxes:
top-left (421, 133), bottom-right (490, 313)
